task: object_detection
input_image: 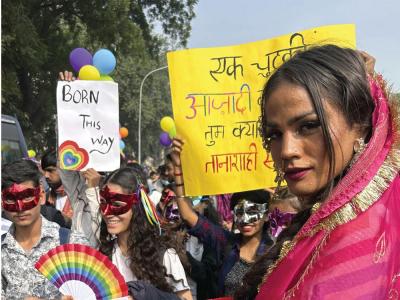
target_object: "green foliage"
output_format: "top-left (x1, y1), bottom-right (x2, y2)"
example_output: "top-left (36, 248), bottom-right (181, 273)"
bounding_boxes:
top-left (2, 0), bottom-right (197, 161)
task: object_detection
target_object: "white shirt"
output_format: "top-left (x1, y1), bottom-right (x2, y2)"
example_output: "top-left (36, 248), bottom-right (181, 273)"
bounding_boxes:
top-left (55, 194), bottom-right (68, 211)
top-left (148, 190), bottom-right (162, 207)
top-left (1, 218), bottom-right (12, 235)
top-left (112, 244), bottom-right (190, 292)
top-left (185, 235), bottom-right (204, 262)
top-left (112, 243), bottom-right (137, 282)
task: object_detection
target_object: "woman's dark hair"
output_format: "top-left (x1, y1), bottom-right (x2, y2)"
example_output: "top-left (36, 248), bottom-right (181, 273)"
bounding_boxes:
top-left (125, 162), bottom-right (149, 190)
top-left (98, 167), bottom-right (183, 293)
top-left (234, 45), bottom-right (375, 299)
top-left (41, 149), bottom-right (57, 170)
top-left (230, 189), bottom-right (270, 210)
top-left (2, 159), bottom-right (41, 190)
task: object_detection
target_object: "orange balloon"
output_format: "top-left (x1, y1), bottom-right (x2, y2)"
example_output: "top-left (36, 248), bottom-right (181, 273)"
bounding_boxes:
top-left (119, 127), bottom-right (129, 138)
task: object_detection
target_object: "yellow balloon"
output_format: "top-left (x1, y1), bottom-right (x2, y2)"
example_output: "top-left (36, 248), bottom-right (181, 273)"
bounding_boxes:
top-left (160, 116), bottom-right (175, 132)
top-left (79, 65), bottom-right (100, 80)
top-left (27, 149), bottom-right (36, 158)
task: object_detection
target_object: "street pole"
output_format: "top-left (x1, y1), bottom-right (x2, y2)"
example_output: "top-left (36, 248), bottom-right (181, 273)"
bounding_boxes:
top-left (138, 65), bottom-right (168, 164)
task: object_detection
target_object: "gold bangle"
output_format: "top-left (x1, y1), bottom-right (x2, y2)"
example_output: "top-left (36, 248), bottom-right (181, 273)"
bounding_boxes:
top-left (176, 195), bottom-right (186, 199)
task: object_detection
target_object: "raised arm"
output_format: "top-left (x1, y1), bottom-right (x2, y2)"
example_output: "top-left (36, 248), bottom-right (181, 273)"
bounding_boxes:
top-left (56, 70), bottom-right (101, 245)
top-left (170, 138), bottom-right (230, 261)
top-left (170, 137), bottom-right (198, 228)
top-left (81, 168), bottom-right (102, 243)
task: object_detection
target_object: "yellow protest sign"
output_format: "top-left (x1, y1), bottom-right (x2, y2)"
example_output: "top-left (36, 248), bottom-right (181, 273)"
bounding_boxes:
top-left (167, 24), bottom-right (356, 196)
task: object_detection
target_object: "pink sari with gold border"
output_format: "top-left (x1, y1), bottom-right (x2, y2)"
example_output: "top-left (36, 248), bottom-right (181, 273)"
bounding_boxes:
top-left (256, 76), bottom-right (400, 300)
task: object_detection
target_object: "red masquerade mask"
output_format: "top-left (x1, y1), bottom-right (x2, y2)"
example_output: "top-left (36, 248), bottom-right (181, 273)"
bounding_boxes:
top-left (99, 185), bottom-right (138, 216)
top-left (2, 183), bottom-right (41, 212)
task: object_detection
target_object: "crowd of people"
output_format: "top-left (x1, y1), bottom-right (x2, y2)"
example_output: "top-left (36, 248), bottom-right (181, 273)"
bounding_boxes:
top-left (1, 44), bottom-right (399, 300)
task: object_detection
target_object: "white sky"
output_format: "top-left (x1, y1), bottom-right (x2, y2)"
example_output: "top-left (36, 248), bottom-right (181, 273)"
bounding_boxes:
top-left (187, 0), bottom-right (400, 91)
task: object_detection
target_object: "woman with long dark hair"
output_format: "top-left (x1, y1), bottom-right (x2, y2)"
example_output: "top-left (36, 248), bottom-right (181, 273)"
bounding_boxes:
top-left (98, 167), bottom-right (193, 300)
top-left (234, 45), bottom-right (400, 299)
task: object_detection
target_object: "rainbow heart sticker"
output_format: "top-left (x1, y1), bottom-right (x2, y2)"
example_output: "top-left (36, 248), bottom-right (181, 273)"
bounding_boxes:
top-left (59, 140), bottom-right (89, 170)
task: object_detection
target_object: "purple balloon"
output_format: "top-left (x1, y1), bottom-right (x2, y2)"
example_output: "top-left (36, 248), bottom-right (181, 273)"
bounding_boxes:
top-left (69, 48), bottom-right (93, 72)
top-left (160, 132), bottom-right (172, 147)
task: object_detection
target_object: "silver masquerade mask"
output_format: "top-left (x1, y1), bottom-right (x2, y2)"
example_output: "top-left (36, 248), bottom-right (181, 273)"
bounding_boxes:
top-left (233, 200), bottom-right (267, 225)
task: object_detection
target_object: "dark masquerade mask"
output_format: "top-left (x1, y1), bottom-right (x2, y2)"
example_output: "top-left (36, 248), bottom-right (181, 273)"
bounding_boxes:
top-left (99, 185), bottom-right (138, 216)
top-left (2, 183), bottom-right (41, 212)
top-left (268, 207), bottom-right (296, 237)
top-left (233, 200), bottom-right (267, 225)
top-left (165, 202), bottom-right (180, 222)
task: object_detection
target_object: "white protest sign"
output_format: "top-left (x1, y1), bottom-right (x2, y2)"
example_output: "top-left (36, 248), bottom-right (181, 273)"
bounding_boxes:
top-left (56, 80), bottom-right (120, 171)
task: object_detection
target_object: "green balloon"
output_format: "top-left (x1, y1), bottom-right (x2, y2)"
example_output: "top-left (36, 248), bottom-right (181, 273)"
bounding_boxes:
top-left (99, 75), bottom-right (114, 81)
top-left (168, 126), bottom-right (176, 138)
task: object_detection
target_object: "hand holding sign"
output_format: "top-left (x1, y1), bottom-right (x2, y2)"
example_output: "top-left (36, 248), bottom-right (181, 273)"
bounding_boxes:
top-left (59, 71), bottom-right (75, 81)
top-left (170, 137), bottom-right (184, 168)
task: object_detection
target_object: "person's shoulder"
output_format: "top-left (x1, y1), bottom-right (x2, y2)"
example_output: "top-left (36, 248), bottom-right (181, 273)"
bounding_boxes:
top-left (41, 216), bottom-right (62, 234)
top-left (165, 248), bottom-right (178, 256)
top-left (163, 248), bottom-right (182, 265)
top-left (1, 231), bottom-right (12, 249)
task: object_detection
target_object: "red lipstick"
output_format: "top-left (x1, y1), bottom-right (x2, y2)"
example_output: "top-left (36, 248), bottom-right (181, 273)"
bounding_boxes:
top-left (284, 168), bottom-right (311, 181)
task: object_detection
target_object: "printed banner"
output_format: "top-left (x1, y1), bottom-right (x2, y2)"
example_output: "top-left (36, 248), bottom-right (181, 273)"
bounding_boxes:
top-left (56, 80), bottom-right (120, 171)
top-left (167, 24), bottom-right (356, 196)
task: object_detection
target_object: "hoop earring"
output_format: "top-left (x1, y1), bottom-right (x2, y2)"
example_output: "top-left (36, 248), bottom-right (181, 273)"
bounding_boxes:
top-left (272, 163), bottom-right (285, 200)
top-left (349, 137), bottom-right (367, 168)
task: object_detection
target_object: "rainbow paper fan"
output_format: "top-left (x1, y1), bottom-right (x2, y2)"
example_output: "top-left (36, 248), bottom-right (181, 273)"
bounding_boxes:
top-left (35, 244), bottom-right (129, 300)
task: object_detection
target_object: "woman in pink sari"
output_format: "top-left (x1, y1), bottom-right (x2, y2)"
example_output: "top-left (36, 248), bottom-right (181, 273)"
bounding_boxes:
top-left (234, 45), bottom-right (400, 299)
